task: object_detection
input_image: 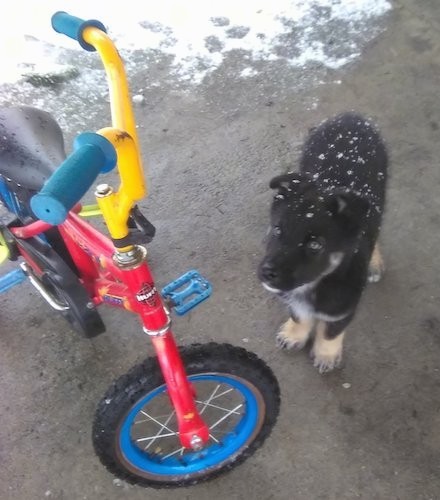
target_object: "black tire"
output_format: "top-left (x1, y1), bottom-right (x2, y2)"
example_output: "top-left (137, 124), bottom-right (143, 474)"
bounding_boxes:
top-left (14, 232), bottom-right (105, 338)
top-left (93, 343), bottom-right (280, 488)
top-left (42, 271), bottom-right (105, 338)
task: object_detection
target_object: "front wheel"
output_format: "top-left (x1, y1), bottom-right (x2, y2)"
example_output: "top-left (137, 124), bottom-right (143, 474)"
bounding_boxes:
top-left (93, 343), bottom-right (280, 488)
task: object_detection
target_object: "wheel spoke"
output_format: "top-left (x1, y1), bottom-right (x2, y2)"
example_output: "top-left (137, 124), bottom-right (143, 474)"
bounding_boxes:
top-left (199, 385), bottom-right (236, 414)
top-left (134, 384), bottom-right (244, 454)
top-left (138, 409), bottom-right (178, 451)
top-left (209, 433), bottom-right (220, 443)
top-left (195, 399), bottom-right (242, 415)
top-left (136, 432), bottom-right (176, 443)
top-left (209, 403), bottom-right (243, 431)
top-left (208, 387), bottom-right (234, 401)
top-left (209, 428), bottom-right (233, 437)
top-left (134, 412), bottom-right (174, 424)
top-left (139, 410), bottom-right (176, 435)
top-left (198, 384), bottom-right (221, 415)
top-left (162, 446), bottom-right (186, 460)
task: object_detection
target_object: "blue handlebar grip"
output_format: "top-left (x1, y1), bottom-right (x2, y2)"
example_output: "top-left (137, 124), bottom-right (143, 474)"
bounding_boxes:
top-left (31, 133), bottom-right (117, 225)
top-left (51, 11), bottom-right (107, 51)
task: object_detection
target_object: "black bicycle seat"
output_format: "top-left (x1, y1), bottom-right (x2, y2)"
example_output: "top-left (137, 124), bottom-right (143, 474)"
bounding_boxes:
top-left (0, 106), bottom-right (66, 191)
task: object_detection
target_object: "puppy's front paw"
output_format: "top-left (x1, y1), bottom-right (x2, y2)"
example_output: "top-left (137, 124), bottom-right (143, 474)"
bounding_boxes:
top-left (276, 318), bottom-right (312, 351)
top-left (310, 348), bottom-right (343, 374)
top-left (311, 331), bottom-right (345, 374)
top-left (276, 332), bottom-right (306, 351)
top-left (368, 244), bottom-right (385, 283)
top-left (368, 264), bottom-right (385, 283)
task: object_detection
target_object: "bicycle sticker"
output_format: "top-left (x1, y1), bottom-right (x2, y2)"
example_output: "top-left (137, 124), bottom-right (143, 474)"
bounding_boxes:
top-left (102, 294), bottom-right (124, 307)
top-left (136, 282), bottom-right (158, 307)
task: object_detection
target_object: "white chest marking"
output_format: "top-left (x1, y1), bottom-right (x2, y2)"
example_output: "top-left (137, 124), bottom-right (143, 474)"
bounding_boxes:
top-left (282, 252), bottom-right (348, 321)
top-left (285, 283), bottom-right (315, 320)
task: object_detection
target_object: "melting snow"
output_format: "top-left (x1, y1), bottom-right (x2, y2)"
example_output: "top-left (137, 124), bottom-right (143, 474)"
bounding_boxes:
top-left (0, 0), bottom-right (391, 85)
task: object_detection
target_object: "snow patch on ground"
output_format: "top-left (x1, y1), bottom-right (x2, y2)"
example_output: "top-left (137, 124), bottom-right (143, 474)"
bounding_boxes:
top-left (1, 0), bottom-right (391, 85)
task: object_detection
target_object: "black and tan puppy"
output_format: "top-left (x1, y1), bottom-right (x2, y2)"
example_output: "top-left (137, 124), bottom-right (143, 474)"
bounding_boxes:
top-left (258, 112), bottom-right (387, 373)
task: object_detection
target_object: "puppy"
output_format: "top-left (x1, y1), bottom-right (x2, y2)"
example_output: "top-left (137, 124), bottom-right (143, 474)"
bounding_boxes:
top-left (258, 112), bottom-right (388, 373)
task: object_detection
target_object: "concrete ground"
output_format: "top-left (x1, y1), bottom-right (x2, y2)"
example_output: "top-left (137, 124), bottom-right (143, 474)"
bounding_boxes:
top-left (1, 0), bottom-right (440, 498)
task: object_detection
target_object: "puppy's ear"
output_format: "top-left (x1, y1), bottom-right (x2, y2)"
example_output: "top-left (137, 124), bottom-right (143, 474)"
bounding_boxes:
top-left (325, 189), bottom-right (370, 233)
top-left (269, 172), bottom-right (311, 191)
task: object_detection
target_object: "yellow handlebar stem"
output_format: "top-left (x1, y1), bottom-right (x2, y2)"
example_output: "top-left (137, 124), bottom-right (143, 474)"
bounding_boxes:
top-left (96, 127), bottom-right (146, 240)
top-left (81, 26), bottom-right (147, 242)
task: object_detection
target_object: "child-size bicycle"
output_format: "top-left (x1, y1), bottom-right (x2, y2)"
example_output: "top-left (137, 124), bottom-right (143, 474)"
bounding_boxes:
top-left (0, 12), bottom-right (280, 488)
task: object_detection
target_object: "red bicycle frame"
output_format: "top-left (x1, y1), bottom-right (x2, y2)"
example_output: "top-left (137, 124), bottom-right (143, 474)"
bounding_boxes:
top-left (11, 212), bottom-right (210, 449)
top-left (6, 14), bottom-right (212, 451)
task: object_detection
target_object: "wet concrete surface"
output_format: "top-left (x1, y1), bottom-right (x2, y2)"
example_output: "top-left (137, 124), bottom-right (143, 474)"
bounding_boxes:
top-left (1, 0), bottom-right (440, 498)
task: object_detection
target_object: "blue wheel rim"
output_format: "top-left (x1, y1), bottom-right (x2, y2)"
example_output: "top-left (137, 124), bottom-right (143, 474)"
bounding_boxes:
top-left (118, 374), bottom-right (261, 477)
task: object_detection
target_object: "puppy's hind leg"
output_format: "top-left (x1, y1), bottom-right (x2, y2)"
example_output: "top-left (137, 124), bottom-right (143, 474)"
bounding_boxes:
top-left (277, 316), bottom-right (314, 351)
top-left (368, 243), bottom-right (385, 283)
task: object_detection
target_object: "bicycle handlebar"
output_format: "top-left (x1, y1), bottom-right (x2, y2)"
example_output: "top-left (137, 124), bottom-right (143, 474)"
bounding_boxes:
top-left (47, 12), bottom-right (146, 242)
top-left (51, 11), bottom-right (107, 51)
top-left (31, 133), bottom-right (117, 225)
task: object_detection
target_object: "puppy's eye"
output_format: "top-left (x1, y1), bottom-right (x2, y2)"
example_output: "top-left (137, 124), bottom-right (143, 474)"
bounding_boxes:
top-left (273, 226), bottom-right (282, 237)
top-left (306, 237), bottom-right (325, 253)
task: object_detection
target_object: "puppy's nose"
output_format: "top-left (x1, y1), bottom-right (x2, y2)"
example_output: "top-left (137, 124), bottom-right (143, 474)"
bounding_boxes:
top-left (260, 261), bottom-right (279, 281)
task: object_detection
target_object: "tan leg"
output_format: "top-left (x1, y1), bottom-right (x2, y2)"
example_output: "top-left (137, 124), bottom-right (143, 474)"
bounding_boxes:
top-left (276, 317), bottom-right (314, 351)
top-left (311, 321), bottom-right (345, 373)
top-left (368, 243), bottom-right (385, 283)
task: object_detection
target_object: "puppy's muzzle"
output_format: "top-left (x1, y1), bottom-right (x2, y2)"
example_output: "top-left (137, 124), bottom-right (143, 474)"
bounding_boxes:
top-left (259, 260), bottom-right (279, 282)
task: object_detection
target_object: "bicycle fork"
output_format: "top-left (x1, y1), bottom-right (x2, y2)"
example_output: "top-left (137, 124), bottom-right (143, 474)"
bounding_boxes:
top-left (115, 246), bottom-right (210, 450)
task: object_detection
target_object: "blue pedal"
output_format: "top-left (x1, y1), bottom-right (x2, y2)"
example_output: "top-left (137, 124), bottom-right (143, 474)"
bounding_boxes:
top-left (161, 270), bottom-right (212, 316)
top-left (0, 268), bottom-right (27, 294)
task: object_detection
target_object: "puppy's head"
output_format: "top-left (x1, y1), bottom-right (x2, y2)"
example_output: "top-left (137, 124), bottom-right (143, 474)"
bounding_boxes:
top-left (258, 172), bottom-right (370, 293)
